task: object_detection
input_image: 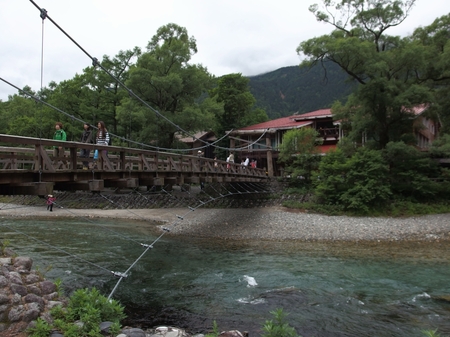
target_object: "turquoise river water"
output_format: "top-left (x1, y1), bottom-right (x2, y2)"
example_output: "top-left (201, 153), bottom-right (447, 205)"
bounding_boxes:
top-left (1, 217), bottom-right (450, 337)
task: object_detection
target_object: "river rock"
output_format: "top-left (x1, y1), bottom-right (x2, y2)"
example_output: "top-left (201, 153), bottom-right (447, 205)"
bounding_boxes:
top-left (121, 327), bottom-right (147, 337)
top-left (150, 326), bottom-right (188, 337)
top-left (0, 251), bottom-right (67, 336)
top-left (218, 330), bottom-right (247, 337)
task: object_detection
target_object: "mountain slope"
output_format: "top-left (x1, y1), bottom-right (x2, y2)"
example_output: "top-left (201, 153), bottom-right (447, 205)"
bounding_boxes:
top-left (248, 62), bottom-right (357, 119)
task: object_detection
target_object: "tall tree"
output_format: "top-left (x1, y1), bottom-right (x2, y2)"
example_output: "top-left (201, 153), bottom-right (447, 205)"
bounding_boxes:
top-left (297, 0), bottom-right (447, 149)
top-left (211, 73), bottom-right (266, 131)
top-left (411, 14), bottom-right (450, 133)
top-left (42, 48), bottom-right (141, 141)
top-left (209, 73), bottom-right (268, 157)
top-left (0, 87), bottom-right (47, 138)
top-left (278, 127), bottom-right (323, 183)
top-left (124, 23), bottom-right (214, 149)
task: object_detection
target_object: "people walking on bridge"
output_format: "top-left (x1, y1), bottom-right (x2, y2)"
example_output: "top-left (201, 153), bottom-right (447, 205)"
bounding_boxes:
top-left (80, 123), bottom-right (94, 170)
top-left (53, 122), bottom-right (66, 158)
top-left (226, 153), bottom-right (234, 172)
top-left (197, 150), bottom-right (204, 171)
top-left (93, 121), bottom-right (110, 168)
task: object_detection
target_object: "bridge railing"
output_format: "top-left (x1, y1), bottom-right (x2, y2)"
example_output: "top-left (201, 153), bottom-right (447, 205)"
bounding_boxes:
top-left (0, 134), bottom-right (266, 178)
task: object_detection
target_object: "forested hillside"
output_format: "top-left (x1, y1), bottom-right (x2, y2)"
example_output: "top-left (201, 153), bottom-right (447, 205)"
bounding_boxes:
top-left (247, 62), bottom-right (357, 119)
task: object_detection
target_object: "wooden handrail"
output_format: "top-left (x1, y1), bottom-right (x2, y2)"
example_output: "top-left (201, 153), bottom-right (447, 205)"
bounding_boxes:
top-left (0, 134), bottom-right (267, 178)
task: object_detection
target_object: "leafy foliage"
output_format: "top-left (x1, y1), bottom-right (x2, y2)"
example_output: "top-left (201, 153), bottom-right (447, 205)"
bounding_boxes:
top-left (209, 73), bottom-right (268, 158)
top-left (298, 0), bottom-right (449, 149)
top-left (338, 148), bottom-right (392, 213)
top-left (28, 287), bottom-right (126, 337)
top-left (422, 329), bottom-right (443, 337)
top-left (314, 147), bottom-right (392, 213)
top-left (67, 288), bottom-right (125, 323)
top-left (279, 128), bottom-right (323, 183)
top-left (125, 23), bottom-right (214, 149)
top-left (383, 141), bottom-right (441, 201)
top-left (27, 318), bottom-right (52, 337)
top-left (262, 308), bottom-right (300, 337)
top-left (205, 320), bottom-right (220, 337)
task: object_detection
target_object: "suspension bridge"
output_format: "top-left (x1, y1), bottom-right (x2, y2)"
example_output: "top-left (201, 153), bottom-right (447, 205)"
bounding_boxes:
top-left (0, 134), bottom-right (268, 196)
top-left (0, 0), bottom-right (275, 316)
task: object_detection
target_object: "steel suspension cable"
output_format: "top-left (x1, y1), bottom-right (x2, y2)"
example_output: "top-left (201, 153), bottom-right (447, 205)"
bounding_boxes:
top-left (27, 0), bottom-right (269, 154)
top-left (0, 223), bottom-right (112, 275)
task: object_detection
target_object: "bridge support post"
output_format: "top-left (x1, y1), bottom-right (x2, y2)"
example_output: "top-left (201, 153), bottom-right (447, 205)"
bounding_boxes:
top-left (0, 182), bottom-right (53, 196)
top-left (184, 176), bottom-right (199, 184)
top-left (89, 180), bottom-right (104, 192)
top-left (266, 135), bottom-right (274, 177)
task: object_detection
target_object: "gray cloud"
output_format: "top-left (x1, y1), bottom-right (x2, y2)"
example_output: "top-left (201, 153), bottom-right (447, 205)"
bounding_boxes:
top-left (1, 0), bottom-right (448, 100)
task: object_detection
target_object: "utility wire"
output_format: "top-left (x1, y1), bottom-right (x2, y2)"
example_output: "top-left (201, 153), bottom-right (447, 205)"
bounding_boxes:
top-left (0, 222), bottom-right (112, 275)
top-left (26, 0), bottom-right (269, 153)
top-left (0, 76), bottom-right (268, 154)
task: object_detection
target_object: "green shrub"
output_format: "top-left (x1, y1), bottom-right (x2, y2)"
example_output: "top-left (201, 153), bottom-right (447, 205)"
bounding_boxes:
top-left (33, 287), bottom-right (126, 337)
top-left (205, 320), bottom-right (220, 337)
top-left (0, 239), bottom-right (10, 256)
top-left (261, 308), bottom-right (300, 337)
top-left (67, 288), bottom-right (126, 323)
top-left (27, 318), bottom-right (52, 337)
top-left (422, 329), bottom-right (443, 337)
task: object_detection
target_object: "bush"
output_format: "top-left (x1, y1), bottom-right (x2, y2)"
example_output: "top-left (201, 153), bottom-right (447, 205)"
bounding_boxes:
top-left (262, 308), bottom-right (300, 337)
top-left (29, 287), bottom-right (126, 337)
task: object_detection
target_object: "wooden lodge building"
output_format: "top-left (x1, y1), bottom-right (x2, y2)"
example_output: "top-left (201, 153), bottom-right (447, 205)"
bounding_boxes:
top-left (227, 106), bottom-right (439, 177)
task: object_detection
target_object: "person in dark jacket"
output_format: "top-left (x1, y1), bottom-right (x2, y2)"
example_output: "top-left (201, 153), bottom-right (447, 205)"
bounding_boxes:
top-left (80, 123), bottom-right (94, 170)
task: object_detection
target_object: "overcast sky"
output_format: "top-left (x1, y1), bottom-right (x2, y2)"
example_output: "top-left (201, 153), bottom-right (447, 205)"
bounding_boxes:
top-left (1, 0), bottom-right (449, 100)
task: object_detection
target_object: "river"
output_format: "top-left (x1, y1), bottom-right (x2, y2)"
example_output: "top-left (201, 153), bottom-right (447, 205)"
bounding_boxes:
top-left (1, 217), bottom-right (450, 337)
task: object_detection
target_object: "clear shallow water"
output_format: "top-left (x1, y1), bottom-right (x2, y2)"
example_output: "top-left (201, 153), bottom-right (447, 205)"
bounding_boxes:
top-left (1, 217), bottom-right (450, 337)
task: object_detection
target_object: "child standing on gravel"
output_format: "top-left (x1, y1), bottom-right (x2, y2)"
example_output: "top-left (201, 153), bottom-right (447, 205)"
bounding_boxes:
top-left (46, 194), bottom-right (56, 212)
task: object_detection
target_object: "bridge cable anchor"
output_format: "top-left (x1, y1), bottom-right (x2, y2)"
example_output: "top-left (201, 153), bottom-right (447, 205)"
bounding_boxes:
top-left (40, 8), bottom-right (47, 20)
top-left (111, 271), bottom-right (128, 278)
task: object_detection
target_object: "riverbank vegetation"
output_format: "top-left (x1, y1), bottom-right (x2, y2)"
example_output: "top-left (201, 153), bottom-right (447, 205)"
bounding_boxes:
top-left (280, 0), bottom-right (450, 217)
top-left (1, 0), bottom-right (449, 220)
top-left (280, 133), bottom-right (450, 216)
top-left (27, 288), bottom-right (125, 337)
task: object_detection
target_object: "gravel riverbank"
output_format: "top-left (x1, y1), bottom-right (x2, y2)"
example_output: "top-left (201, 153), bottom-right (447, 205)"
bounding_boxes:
top-left (2, 204), bottom-right (450, 242)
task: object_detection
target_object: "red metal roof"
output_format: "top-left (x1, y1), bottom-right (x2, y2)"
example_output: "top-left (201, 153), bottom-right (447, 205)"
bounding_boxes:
top-left (238, 116), bottom-right (312, 130)
top-left (236, 105), bottom-right (427, 133)
top-left (404, 103), bottom-right (429, 116)
top-left (238, 108), bottom-right (332, 131)
top-left (292, 108), bottom-right (332, 121)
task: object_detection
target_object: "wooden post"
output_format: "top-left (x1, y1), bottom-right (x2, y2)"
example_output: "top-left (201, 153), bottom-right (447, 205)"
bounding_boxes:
top-left (230, 138), bottom-right (235, 154)
top-left (266, 134), bottom-right (273, 177)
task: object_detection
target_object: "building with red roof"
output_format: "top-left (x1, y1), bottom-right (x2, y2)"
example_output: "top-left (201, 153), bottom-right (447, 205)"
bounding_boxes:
top-left (228, 105), bottom-right (439, 177)
top-left (228, 108), bottom-right (342, 176)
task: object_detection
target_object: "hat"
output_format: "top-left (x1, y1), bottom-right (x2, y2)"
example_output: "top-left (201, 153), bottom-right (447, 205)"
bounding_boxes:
top-left (198, 150), bottom-right (202, 153)
top-left (48, 194), bottom-right (53, 198)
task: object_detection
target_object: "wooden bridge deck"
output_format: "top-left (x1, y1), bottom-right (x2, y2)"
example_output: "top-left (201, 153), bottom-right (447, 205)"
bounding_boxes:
top-left (0, 134), bottom-right (268, 195)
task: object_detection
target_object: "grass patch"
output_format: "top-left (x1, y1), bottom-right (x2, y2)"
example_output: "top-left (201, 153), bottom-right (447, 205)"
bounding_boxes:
top-left (283, 199), bottom-right (450, 217)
